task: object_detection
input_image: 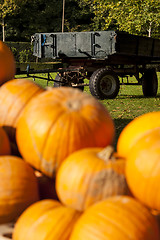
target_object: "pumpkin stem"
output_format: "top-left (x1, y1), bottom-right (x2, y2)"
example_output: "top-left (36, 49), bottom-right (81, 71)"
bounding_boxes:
top-left (97, 145), bottom-right (115, 162)
top-left (66, 100), bottom-right (81, 111)
top-left (46, 86), bottom-right (53, 91)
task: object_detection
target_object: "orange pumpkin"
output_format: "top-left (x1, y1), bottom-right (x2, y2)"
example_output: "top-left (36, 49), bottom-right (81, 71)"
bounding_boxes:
top-left (126, 127), bottom-right (160, 211)
top-left (0, 41), bottom-right (16, 85)
top-left (0, 78), bottom-right (44, 155)
top-left (16, 87), bottom-right (115, 177)
top-left (117, 111), bottom-right (160, 158)
top-left (56, 145), bottom-right (129, 211)
top-left (70, 196), bottom-right (160, 240)
top-left (0, 155), bottom-right (39, 223)
top-left (0, 126), bottom-right (11, 155)
top-left (13, 199), bottom-right (81, 240)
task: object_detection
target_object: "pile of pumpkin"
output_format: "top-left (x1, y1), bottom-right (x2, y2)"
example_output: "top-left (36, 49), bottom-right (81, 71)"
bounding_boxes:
top-left (0, 40), bottom-right (160, 240)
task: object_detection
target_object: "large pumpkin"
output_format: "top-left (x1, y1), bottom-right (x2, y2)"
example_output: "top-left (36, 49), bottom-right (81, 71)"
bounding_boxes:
top-left (0, 155), bottom-right (39, 223)
top-left (69, 196), bottom-right (160, 240)
top-left (126, 127), bottom-right (160, 211)
top-left (56, 146), bottom-right (129, 211)
top-left (0, 78), bottom-right (44, 155)
top-left (16, 87), bottom-right (115, 177)
top-left (117, 111), bottom-right (160, 158)
top-left (13, 199), bottom-right (81, 240)
top-left (0, 41), bottom-right (16, 85)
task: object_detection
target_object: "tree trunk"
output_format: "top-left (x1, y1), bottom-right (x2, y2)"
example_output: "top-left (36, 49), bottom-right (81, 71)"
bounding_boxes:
top-left (148, 22), bottom-right (152, 37)
top-left (2, 17), bottom-right (5, 42)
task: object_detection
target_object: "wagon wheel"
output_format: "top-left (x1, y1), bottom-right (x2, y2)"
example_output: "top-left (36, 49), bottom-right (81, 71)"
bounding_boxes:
top-left (142, 68), bottom-right (158, 97)
top-left (89, 68), bottom-right (120, 99)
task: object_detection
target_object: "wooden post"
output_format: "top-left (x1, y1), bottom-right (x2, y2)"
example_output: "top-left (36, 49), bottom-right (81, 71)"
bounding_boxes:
top-left (62, 0), bottom-right (65, 32)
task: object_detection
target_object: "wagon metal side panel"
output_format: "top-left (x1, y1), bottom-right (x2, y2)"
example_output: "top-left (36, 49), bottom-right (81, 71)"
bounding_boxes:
top-left (32, 31), bottom-right (160, 61)
top-left (115, 32), bottom-right (160, 59)
top-left (32, 31), bottom-right (117, 59)
top-left (74, 31), bottom-right (116, 58)
top-left (32, 33), bottom-right (42, 58)
top-left (152, 39), bottom-right (160, 58)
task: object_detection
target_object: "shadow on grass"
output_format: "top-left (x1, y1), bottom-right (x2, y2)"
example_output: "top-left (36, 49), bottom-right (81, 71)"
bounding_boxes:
top-left (113, 118), bottom-right (132, 150)
top-left (118, 94), bottom-right (160, 99)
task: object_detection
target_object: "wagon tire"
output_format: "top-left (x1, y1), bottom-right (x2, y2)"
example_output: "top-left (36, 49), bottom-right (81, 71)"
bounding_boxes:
top-left (89, 68), bottom-right (120, 99)
top-left (142, 68), bottom-right (158, 97)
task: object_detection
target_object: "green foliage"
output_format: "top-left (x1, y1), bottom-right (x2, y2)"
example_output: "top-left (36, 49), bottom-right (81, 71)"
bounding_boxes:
top-left (1, 0), bottom-right (160, 41)
top-left (79, 0), bottom-right (160, 38)
top-left (7, 42), bottom-right (36, 62)
top-left (106, 0), bottom-right (160, 38)
top-left (4, 0), bottom-right (93, 41)
top-left (0, 0), bottom-right (18, 19)
top-left (19, 49), bottom-right (32, 63)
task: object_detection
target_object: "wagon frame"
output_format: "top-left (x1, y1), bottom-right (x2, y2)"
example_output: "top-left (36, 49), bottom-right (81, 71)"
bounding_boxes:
top-left (17, 30), bottom-right (160, 99)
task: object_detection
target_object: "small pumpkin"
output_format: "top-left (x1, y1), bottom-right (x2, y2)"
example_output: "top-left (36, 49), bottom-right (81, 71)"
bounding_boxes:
top-left (13, 199), bottom-right (81, 240)
top-left (0, 78), bottom-right (44, 155)
top-left (0, 41), bottom-right (16, 85)
top-left (0, 155), bottom-right (39, 223)
top-left (69, 196), bottom-right (160, 240)
top-left (56, 145), bottom-right (129, 211)
top-left (126, 127), bottom-right (160, 211)
top-left (117, 111), bottom-right (160, 158)
top-left (16, 87), bottom-right (115, 177)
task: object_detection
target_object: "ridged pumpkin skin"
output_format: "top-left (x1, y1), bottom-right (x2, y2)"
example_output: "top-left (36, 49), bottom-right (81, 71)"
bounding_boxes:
top-left (0, 126), bottom-right (11, 155)
top-left (0, 155), bottom-right (39, 223)
top-left (69, 196), bottom-right (160, 240)
top-left (13, 199), bottom-right (81, 240)
top-left (0, 41), bottom-right (16, 85)
top-left (56, 146), bottom-right (129, 211)
top-left (16, 87), bottom-right (115, 177)
top-left (126, 127), bottom-right (160, 211)
top-left (117, 111), bottom-right (160, 158)
top-left (0, 78), bottom-right (44, 154)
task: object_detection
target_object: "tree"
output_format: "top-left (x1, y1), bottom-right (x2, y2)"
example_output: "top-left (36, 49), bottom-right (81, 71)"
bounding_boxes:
top-left (5, 0), bottom-right (93, 41)
top-left (79, 0), bottom-right (160, 38)
top-left (107, 0), bottom-right (160, 38)
top-left (76, 0), bottom-right (114, 31)
top-left (0, 0), bottom-right (18, 41)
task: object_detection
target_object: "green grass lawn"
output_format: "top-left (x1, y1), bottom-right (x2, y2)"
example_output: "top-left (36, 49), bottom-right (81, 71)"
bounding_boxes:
top-left (16, 72), bottom-right (160, 149)
top-left (100, 73), bottom-right (160, 145)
